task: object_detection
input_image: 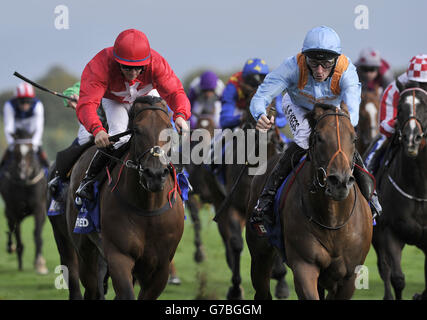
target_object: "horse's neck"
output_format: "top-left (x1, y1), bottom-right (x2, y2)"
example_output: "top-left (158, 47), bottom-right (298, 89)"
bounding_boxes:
top-left (390, 146), bottom-right (427, 192)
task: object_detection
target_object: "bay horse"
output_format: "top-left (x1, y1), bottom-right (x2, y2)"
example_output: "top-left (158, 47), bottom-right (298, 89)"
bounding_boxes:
top-left (372, 81), bottom-right (427, 300)
top-left (66, 96), bottom-right (184, 299)
top-left (247, 103), bottom-right (372, 299)
top-left (0, 129), bottom-right (48, 274)
top-left (356, 91), bottom-right (381, 155)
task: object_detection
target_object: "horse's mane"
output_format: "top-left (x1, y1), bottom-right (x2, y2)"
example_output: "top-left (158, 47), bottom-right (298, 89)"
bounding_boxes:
top-left (129, 96), bottom-right (168, 127)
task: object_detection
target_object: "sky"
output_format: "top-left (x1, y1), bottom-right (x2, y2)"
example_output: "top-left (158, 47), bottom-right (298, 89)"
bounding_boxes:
top-left (1, 0), bottom-right (427, 92)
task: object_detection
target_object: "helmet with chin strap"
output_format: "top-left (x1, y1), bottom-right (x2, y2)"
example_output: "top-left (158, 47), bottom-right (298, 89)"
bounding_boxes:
top-left (302, 26), bottom-right (341, 60)
top-left (242, 58), bottom-right (269, 87)
top-left (113, 29), bottom-right (151, 66)
top-left (406, 54), bottom-right (427, 83)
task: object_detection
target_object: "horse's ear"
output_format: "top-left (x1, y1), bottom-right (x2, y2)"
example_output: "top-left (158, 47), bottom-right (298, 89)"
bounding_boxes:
top-left (340, 101), bottom-right (350, 116)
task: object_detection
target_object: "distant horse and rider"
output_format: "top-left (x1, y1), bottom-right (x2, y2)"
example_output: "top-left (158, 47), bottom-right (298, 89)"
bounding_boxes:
top-left (247, 103), bottom-right (373, 300)
top-left (370, 81), bottom-right (427, 300)
top-left (0, 129), bottom-right (48, 275)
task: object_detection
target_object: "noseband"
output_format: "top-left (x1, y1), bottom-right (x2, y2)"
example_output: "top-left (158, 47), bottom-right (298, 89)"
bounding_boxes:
top-left (310, 109), bottom-right (354, 188)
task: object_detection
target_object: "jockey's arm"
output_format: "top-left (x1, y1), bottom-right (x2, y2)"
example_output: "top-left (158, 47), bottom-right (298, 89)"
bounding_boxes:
top-left (339, 66), bottom-right (362, 127)
top-left (250, 58), bottom-right (293, 125)
top-left (3, 101), bottom-right (15, 147)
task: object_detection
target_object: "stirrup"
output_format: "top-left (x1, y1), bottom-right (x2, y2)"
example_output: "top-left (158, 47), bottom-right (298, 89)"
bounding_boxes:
top-left (75, 179), bottom-right (95, 200)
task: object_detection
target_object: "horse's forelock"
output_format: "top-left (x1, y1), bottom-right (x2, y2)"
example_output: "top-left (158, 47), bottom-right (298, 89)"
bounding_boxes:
top-left (305, 103), bottom-right (337, 131)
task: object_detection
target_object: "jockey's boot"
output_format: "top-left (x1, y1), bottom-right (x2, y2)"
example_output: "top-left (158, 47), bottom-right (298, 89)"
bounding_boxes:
top-left (250, 142), bottom-right (305, 236)
top-left (354, 151), bottom-right (382, 219)
top-left (75, 149), bottom-right (111, 201)
top-left (37, 148), bottom-right (50, 169)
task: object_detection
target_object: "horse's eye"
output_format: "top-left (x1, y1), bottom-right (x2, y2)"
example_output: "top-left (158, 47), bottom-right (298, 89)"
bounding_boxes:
top-left (353, 135), bottom-right (358, 143)
top-left (316, 134), bottom-right (323, 143)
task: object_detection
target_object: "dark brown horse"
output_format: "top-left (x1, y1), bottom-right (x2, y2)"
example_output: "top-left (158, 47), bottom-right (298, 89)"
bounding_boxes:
top-left (247, 103), bottom-right (372, 299)
top-left (215, 104), bottom-right (289, 300)
top-left (356, 91), bottom-right (381, 155)
top-left (185, 115), bottom-right (218, 263)
top-left (66, 96), bottom-right (184, 299)
top-left (372, 82), bottom-right (427, 300)
top-left (0, 129), bottom-right (48, 274)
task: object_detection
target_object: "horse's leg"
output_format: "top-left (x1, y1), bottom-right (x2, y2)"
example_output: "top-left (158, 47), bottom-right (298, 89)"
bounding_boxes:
top-left (331, 274), bottom-right (357, 300)
top-left (78, 240), bottom-right (103, 300)
top-left (292, 262), bottom-right (320, 300)
top-left (13, 219), bottom-right (24, 271)
top-left (271, 253), bottom-right (289, 299)
top-left (48, 214), bottom-right (83, 300)
top-left (187, 195), bottom-right (205, 263)
top-left (6, 210), bottom-right (16, 253)
top-left (372, 225), bottom-right (394, 300)
top-left (218, 209), bottom-right (244, 300)
top-left (34, 208), bottom-right (48, 274)
top-left (246, 222), bottom-right (275, 300)
top-left (136, 261), bottom-right (170, 300)
top-left (105, 247), bottom-right (135, 300)
top-left (377, 226), bottom-right (406, 300)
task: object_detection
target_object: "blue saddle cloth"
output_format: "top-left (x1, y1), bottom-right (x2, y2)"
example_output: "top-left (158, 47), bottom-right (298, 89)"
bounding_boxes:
top-left (265, 156), bottom-right (306, 263)
top-left (73, 181), bottom-right (101, 234)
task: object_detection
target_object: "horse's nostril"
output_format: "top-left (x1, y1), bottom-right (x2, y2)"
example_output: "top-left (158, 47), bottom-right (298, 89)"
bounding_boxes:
top-left (415, 135), bottom-right (422, 143)
top-left (327, 175), bottom-right (340, 186)
top-left (348, 176), bottom-right (355, 186)
top-left (163, 168), bottom-right (169, 176)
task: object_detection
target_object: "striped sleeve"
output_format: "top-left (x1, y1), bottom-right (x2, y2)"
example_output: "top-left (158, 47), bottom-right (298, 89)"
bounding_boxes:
top-left (379, 82), bottom-right (400, 137)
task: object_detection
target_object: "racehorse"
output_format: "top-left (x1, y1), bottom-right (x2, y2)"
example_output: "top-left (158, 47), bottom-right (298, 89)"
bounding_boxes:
top-left (247, 103), bottom-right (372, 299)
top-left (186, 115), bottom-right (218, 263)
top-left (356, 91), bottom-right (381, 155)
top-left (214, 103), bottom-right (289, 300)
top-left (66, 96), bottom-right (184, 299)
top-left (371, 81), bottom-right (427, 300)
top-left (0, 129), bottom-right (48, 274)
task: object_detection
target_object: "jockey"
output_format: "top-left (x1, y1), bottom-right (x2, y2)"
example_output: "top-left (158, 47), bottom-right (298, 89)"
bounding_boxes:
top-left (0, 82), bottom-right (50, 172)
top-left (355, 48), bottom-right (394, 96)
top-left (74, 28), bottom-right (191, 200)
top-left (365, 54), bottom-right (427, 175)
top-left (220, 58), bottom-right (288, 131)
top-left (249, 26), bottom-right (382, 235)
top-left (188, 70), bottom-right (224, 128)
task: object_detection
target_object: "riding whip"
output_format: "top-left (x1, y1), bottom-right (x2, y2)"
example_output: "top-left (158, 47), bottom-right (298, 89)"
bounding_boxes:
top-left (13, 71), bottom-right (78, 102)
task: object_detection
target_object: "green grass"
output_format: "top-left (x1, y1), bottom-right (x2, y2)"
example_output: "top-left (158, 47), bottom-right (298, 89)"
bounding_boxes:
top-left (0, 201), bottom-right (425, 300)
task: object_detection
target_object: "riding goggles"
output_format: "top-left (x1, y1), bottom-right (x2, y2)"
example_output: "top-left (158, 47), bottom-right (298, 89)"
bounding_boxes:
top-left (306, 56), bottom-right (336, 69)
top-left (120, 64), bottom-right (146, 71)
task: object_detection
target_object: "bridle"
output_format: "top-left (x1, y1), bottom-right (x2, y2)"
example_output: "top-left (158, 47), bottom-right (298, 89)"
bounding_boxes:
top-left (99, 104), bottom-right (173, 191)
top-left (309, 109), bottom-right (355, 189)
top-left (305, 108), bottom-right (357, 230)
top-left (397, 88), bottom-right (427, 144)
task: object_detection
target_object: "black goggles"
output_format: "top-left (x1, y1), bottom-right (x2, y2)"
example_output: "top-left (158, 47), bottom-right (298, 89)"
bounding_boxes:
top-left (243, 74), bottom-right (266, 88)
top-left (120, 64), bottom-right (146, 71)
top-left (359, 66), bottom-right (379, 73)
top-left (306, 56), bottom-right (336, 69)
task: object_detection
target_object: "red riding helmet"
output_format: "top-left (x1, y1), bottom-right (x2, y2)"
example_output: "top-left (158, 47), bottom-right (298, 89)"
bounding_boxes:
top-left (113, 29), bottom-right (151, 66)
top-left (15, 82), bottom-right (35, 98)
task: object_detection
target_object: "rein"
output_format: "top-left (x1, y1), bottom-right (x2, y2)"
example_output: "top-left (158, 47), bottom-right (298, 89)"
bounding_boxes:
top-left (398, 88), bottom-right (427, 140)
top-left (310, 110), bottom-right (354, 188)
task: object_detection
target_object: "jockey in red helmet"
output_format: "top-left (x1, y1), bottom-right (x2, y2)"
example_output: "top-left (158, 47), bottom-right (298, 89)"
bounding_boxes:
top-left (75, 29), bottom-right (191, 200)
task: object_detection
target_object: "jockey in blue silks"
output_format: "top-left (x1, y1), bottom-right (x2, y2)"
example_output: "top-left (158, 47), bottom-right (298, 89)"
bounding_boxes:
top-left (248, 26), bottom-right (382, 236)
